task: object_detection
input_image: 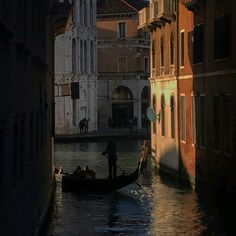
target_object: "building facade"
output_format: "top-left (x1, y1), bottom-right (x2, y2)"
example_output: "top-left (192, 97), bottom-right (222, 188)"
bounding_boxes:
top-left (139, 0), bottom-right (236, 192)
top-left (55, 0), bottom-right (97, 135)
top-left (139, 0), bottom-right (179, 174)
top-left (0, 0), bottom-right (71, 235)
top-left (97, 0), bottom-right (150, 130)
top-left (180, 0), bottom-right (236, 191)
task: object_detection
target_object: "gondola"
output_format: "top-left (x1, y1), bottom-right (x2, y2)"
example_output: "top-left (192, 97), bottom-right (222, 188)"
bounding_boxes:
top-left (62, 162), bottom-right (141, 193)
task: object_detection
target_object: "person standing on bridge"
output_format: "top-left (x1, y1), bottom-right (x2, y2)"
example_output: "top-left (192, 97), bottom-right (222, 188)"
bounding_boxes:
top-left (102, 140), bottom-right (117, 179)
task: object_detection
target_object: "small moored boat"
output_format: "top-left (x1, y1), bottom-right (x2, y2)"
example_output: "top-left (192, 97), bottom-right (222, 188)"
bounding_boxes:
top-left (62, 163), bottom-right (141, 193)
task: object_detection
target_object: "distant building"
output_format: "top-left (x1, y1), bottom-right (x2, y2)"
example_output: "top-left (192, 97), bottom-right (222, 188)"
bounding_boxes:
top-left (97, 0), bottom-right (150, 130)
top-left (139, 0), bottom-right (236, 192)
top-left (55, 0), bottom-right (97, 135)
top-left (0, 0), bottom-right (71, 235)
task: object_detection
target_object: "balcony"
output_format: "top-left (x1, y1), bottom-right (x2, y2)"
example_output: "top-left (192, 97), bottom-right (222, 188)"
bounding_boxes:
top-left (138, 7), bottom-right (149, 29)
top-left (148, 1), bottom-right (163, 28)
top-left (182, 0), bottom-right (204, 12)
top-left (158, 0), bottom-right (176, 22)
top-left (51, 0), bottom-right (73, 37)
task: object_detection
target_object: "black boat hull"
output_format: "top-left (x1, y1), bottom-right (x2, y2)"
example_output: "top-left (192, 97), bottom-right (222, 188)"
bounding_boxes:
top-left (62, 164), bottom-right (140, 193)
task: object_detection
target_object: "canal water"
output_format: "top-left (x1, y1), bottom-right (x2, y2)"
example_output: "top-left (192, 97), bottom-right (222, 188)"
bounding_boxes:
top-left (46, 141), bottom-right (228, 236)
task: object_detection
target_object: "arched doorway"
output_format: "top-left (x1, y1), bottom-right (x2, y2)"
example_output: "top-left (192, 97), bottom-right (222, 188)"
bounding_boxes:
top-left (141, 86), bottom-right (150, 127)
top-left (112, 86), bottom-right (133, 128)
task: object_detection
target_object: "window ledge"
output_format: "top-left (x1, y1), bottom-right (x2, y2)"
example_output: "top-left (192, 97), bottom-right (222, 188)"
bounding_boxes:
top-left (213, 150), bottom-right (221, 154)
top-left (213, 57), bottom-right (230, 63)
top-left (223, 152), bottom-right (232, 157)
top-left (192, 62), bottom-right (203, 66)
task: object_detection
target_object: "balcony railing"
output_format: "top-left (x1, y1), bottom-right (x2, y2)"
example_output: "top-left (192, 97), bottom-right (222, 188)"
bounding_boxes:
top-left (138, 0), bottom-right (176, 30)
top-left (149, 1), bottom-right (162, 26)
top-left (158, 0), bottom-right (176, 22)
top-left (181, 0), bottom-right (204, 11)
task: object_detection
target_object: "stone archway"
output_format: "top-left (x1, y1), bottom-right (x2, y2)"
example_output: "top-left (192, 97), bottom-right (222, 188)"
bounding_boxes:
top-left (111, 86), bottom-right (134, 128)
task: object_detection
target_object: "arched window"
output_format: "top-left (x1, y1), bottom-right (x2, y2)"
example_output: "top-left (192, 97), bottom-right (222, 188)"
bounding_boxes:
top-left (84, 41), bottom-right (87, 73)
top-left (80, 40), bottom-right (83, 73)
top-left (90, 0), bottom-right (93, 26)
top-left (80, 1), bottom-right (83, 25)
top-left (161, 35), bottom-right (164, 67)
top-left (112, 86), bottom-right (133, 100)
top-left (141, 86), bottom-right (150, 100)
top-left (161, 95), bottom-right (165, 136)
top-left (170, 95), bottom-right (175, 138)
top-left (90, 41), bottom-right (94, 73)
top-left (84, 0), bottom-right (87, 26)
top-left (72, 39), bottom-right (76, 73)
top-left (152, 95), bottom-right (157, 134)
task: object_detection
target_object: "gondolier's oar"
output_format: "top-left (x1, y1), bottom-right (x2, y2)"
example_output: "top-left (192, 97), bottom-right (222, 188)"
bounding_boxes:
top-left (102, 154), bottom-right (141, 188)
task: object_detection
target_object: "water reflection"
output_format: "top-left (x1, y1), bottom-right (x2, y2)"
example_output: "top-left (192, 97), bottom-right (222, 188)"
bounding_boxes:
top-left (47, 141), bottom-right (226, 236)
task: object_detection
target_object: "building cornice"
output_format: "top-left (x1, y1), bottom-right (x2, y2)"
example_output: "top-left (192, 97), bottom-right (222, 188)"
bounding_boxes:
top-left (178, 69), bottom-right (236, 80)
top-left (97, 12), bottom-right (136, 19)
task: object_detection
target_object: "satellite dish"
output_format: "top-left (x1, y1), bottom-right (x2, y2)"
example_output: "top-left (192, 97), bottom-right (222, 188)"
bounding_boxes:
top-left (146, 107), bottom-right (157, 122)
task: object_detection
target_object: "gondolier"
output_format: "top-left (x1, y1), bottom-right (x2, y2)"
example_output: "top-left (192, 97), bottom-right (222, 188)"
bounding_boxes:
top-left (102, 140), bottom-right (117, 179)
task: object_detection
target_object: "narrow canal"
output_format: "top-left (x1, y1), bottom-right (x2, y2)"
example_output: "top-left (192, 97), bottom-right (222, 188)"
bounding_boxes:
top-left (46, 140), bottom-right (227, 236)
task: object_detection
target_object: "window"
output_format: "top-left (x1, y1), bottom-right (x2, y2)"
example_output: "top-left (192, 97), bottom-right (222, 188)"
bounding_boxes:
top-left (161, 95), bottom-right (165, 136)
top-left (84, 41), bottom-right (87, 73)
top-left (170, 95), bottom-right (175, 138)
top-left (160, 36), bottom-right (164, 67)
top-left (71, 82), bottom-right (80, 99)
top-left (170, 32), bottom-right (174, 65)
top-left (0, 126), bottom-right (4, 197)
top-left (118, 22), bottom-right (126, 38)
top-left (72, 39), bottom-right (76, 73)
top-left (90, 41), bottom-right (94, 73)
top-left (36, 114), bottom-right (39, 153)
top-left (84, 0), bottom-right (87, 26)
top-left (192, 96), bottom-right (197, 144)
top-left (90, 0), bottom-right (93, 26)
top-left (214, 15), bottom-right (231, 59)
top-left (200, 95), bottom-right (206, 147)
top-left (144, 57), bottom-right (149, 74)
top-left (213, 96), bottom-right (220, 151)
top-left (181, 95), bottom-right (186, 141)
top-left (72, 4), bottom-right (76, 24)
top-left (13, 122), bottom-right (19, 181)
top-left (118, 56), bottom-right (127, 73)
top-left (29, 111), bottom-right (34, 160)
top-left (80, 1), bottom-right (83, 25)
top-left (152, 39), bottom-right (156, 75)
top-left (80, 40), bottom-right (83, 72)
top-left (193, 24), bottom-right (204, 64)
top-left (224, 95), bottom-right (232, 154)
top-left (152, 95), bottom-right (157, 134)
top-left (73, 99), bottom-right (77, 126)
top-left (20, 117), bottom-right (25, 176)
top-left (61, 84), bottom-right (70, 96)
top-left (180, 31), bottom-right (185, 67)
